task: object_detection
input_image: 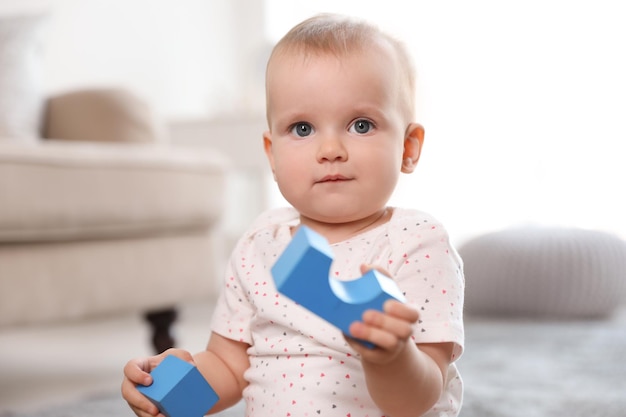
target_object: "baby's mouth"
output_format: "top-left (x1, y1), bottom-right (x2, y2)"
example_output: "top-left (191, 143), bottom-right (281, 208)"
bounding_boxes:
top-left (316, 174), bottom-right (351, 183)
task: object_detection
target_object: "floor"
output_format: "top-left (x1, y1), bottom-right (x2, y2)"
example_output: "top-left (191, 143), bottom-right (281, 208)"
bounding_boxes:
top-left (0, 300), bottom-right (216, 414)
top-left (4, 301), bottom-right (625, 417)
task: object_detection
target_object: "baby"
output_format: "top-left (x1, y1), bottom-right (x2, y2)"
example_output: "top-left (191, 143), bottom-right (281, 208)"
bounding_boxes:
top-left (122, 13), bottom-right (464, 417)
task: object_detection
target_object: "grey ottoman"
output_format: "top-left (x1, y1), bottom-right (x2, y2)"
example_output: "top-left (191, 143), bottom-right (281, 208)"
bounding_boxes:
top-left (459, 227), bottom-right (626, 318)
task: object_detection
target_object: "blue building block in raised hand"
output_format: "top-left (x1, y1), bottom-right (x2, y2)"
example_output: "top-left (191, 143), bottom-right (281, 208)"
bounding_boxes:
top-left (137, 355), bottom-right (219, 417)
top-left (271, 226), bottom-right (406, 346)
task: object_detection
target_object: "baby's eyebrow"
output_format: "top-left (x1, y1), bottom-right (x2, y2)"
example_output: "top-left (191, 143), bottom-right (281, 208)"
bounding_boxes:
top-left (348, 105), bottom-right (386, 119)
top-left (275, 109), bottom-right (317, 126)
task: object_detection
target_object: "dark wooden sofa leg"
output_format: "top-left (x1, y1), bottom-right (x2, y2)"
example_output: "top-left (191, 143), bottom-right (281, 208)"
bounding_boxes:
top-left (144, 308), bottom-right (178, 354)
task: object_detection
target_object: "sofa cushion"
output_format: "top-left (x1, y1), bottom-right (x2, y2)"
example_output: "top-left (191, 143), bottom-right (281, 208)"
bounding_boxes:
top-left (44, 88), bottom-right (166, 143)
top-left (0, 14), bottom-right (46, 142)
top-left (0, 231), bottom-right (222, 327)
top-left (0, 140), bottom-right (226, 242)
top-left (459, 227), bottom-right (626, 318)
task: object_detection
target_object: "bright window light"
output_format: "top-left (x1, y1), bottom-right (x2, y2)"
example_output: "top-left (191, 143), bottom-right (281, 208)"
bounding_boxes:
top-left (264, 0), bottom-right (626, 243)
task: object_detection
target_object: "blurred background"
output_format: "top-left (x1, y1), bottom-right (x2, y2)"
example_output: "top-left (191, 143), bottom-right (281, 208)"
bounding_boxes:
top-left (3, 0), bottom-right (624, 244)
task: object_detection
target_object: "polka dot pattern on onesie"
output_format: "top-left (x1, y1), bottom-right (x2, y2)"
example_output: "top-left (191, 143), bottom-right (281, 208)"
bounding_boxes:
top-left (211, 207), bottom-right (464, 417)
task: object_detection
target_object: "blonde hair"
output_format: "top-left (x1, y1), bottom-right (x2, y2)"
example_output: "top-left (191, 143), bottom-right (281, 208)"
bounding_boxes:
top-left (266, 13), bottom-right (416, 120)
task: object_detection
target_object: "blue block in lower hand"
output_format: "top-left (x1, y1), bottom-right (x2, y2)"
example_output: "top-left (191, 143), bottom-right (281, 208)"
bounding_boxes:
top-left (271, 226), bottom-right (406, 345)
top-left (137, 355), bottom-right (219, 417)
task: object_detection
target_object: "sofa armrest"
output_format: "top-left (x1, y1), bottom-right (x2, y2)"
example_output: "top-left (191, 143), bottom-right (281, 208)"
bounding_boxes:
top-left (43, 88), bottom-right (165, 143)
top-left (0, 140), bottom-right (227, 242)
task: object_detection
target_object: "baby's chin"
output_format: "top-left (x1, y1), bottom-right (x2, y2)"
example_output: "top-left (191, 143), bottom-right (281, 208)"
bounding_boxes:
top-left (298, 206), bottom-right (391, 227)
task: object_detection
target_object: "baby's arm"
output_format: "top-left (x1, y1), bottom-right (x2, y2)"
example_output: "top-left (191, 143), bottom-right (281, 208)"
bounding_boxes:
top-left (347, 300), bottom-right (453, 417)
top-left (194, 332), bottom-right (251, 413)
top-left (121, 332), bottom-right (249, 417)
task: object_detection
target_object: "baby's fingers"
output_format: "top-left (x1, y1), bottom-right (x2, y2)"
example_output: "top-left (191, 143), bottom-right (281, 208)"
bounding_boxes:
top-left (383, 300), bottom-right (420, 324)
top-left (348, 320), bottom-right (401, 351)
top-left (122, 349), bottom-right (194, 417)
top-left (121, 374), bottom-right (161, 417)
top-left (361, 308), bottom-right (413, 342)
top-left (360, 263), bottom-right (391, 277)
top-left (123, 357), bottom-right (154, 386)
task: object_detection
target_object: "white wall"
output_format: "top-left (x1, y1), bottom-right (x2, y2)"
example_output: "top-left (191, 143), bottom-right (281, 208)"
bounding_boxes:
top-left (265, 0), bottom-right (626, 243)
top-left (3, 0), bottom-right (624, 242)
top-left (1, 0), bottom-right (268, 121)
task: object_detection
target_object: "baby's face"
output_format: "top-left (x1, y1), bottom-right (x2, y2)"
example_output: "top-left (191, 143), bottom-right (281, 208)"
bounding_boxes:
top-left (264, 45), bottom-right (409, 226)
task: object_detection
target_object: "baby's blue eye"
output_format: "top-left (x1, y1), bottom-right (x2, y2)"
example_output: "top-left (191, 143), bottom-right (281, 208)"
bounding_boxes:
top-left (291, 122), bottom-right (313, 137)
top-left (350, 119), bottom-right (373, 134)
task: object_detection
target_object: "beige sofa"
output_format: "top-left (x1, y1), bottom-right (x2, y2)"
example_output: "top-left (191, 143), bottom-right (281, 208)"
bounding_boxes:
top-left (0, 88), bottom-right (227, 352)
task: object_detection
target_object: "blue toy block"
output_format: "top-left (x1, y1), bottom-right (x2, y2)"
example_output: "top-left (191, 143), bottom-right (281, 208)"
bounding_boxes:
top-left (137, 355), bottom-right (219, 417)
top-left (271, 226), bottom-right (406, 346)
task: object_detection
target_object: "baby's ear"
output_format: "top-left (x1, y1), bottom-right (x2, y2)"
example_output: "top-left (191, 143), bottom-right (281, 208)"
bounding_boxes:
top-left (263, 131), bottom-right (277, 180)
top-left (401, 123), bottom-right (424, 173)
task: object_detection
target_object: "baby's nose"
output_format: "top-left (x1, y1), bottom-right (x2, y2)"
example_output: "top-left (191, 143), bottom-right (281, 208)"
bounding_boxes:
top-left (317, 135), bottom-right (348, 162)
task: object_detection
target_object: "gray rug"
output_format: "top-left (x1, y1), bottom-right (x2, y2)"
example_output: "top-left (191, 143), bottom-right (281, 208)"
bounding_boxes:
top-left (9, 309), bottom-right (626, 417)
top-left (459, 311), bottom-right (626, 417)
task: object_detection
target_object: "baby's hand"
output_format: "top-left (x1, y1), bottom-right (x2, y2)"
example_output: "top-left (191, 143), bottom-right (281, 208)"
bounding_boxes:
top-left (345, 265), bottom-right (419, 364)
top-left (121, 348), bottom-right (195, 417)
top-left (347, 300), bottom-right (419, 364)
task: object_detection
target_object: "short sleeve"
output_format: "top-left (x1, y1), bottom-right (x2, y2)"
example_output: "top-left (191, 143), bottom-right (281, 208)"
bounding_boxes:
top-left (387, 210), bottom-right (465, 361)
top-left (210, 249), bottom-right (255, 344)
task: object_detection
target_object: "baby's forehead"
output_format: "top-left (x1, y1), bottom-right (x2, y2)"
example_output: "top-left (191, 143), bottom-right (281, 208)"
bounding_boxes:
top-left (273, 32), bottom-right (395, 61)
top-left (268, 39), bottom-right (400, 80)
top-left (266, 34), bottom-right (415, 121)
